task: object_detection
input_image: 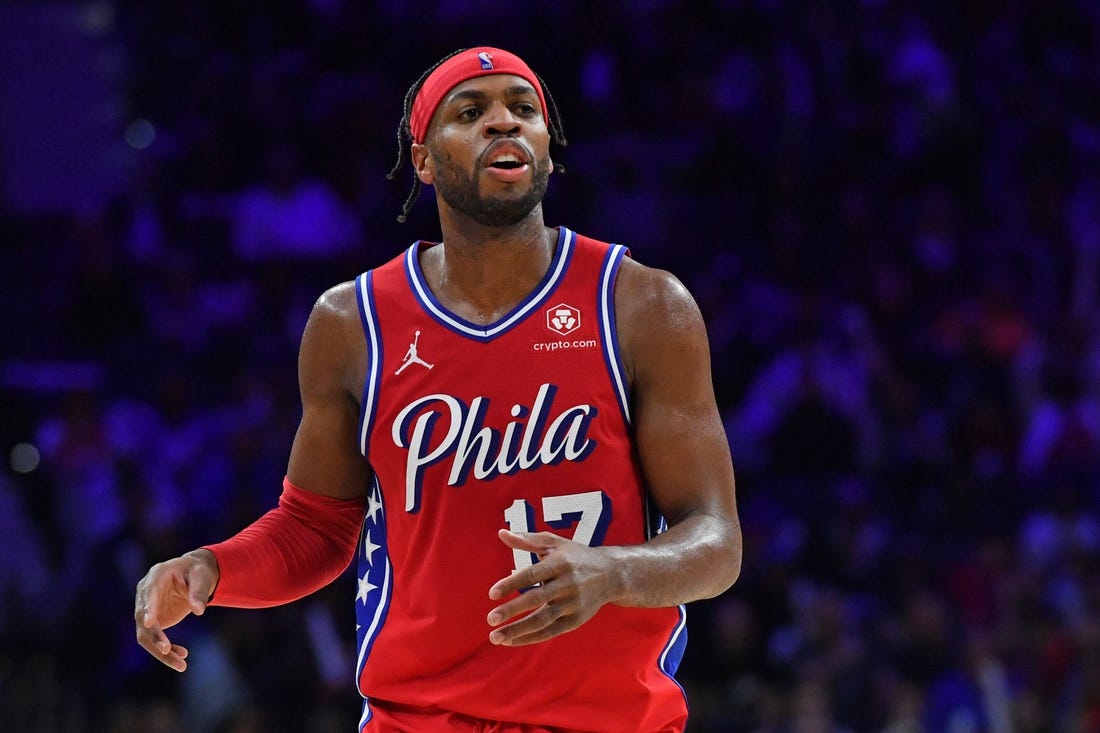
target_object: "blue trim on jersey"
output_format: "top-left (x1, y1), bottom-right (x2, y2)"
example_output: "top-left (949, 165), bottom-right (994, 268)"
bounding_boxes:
top-left (356, 272), bottom-right (383, 457)
top-left (403, 227), bottom-right (576, 342)
top-left (598, 244), bottom-right (631, 425)
top-left (596, 245), bottom-right (669, 541)
top-left (658, 605), bottom-right (689, 702)
top-left (355, 476), bottom-right (393, 710)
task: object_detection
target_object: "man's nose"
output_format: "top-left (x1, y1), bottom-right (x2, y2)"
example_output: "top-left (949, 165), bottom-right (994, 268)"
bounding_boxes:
top-left (482, 102), bottom-right (522, 137)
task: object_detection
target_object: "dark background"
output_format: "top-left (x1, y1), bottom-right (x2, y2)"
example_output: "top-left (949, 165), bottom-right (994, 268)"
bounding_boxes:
top-left (2, 1), bottom-right (1099, 731)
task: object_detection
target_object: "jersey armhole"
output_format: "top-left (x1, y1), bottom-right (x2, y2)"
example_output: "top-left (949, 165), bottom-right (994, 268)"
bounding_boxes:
top-left (355, 270), bottom-right (384, 457)
top-left (598, 244), bottom-right (631, 426)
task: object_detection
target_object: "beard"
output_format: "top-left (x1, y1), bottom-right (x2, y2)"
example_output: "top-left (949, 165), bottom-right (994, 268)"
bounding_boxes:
top-left (430, 148), bottom-right (551, 227)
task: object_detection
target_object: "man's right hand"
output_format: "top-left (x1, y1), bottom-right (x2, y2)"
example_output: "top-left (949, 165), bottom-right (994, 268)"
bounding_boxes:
top-left (134, 549), bottom-right (219, 672)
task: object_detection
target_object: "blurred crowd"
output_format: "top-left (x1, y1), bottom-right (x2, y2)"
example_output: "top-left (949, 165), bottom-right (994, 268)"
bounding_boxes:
top-left (3, 1), bottom-right (1100, 731)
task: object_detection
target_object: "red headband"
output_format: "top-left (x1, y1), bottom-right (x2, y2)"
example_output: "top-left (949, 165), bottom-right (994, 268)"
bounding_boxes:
top-left (409, 47), bottom-right (548, 144)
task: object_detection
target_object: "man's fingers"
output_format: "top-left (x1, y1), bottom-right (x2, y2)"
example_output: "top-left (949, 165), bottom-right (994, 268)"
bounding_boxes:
top-left (488, 559), bottom-right (554, 600)
top-left (159, 644), bottom-right (190, 672)
top-left (139, 579), bottom-right (160, 628)
top-left (134, 596), bottom-right (168, 650)
top-left (497, 619), bottom-right (574, 647)
top-left (188, 587), bottom-right (208, 616)
top-left (137, 623), bottom-right (175, 659)
top-left (135, 554), bottom-right (220, 672)
top-left (489, 605), bottom-right (574, 646)
top-left (497, 529), bottom-right (559, 553)
top-left (136, 617), bottom-right (171, 654)
top-left (136, 623), bottom-right (190, 671)
top-left (487, 584), bottom-right (551, 626)
top-left (136, 616), bottom-right (192, 671)
top-left (489, 604), bottom-right (555, 644)
top-left (136, 562), bottom-right (197, 661)
top-left (490, 531), bottom-right (571, 599)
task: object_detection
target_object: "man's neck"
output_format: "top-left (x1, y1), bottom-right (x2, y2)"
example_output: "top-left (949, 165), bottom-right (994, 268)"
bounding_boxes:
top-left (421, 211), bottom-right (557, 325)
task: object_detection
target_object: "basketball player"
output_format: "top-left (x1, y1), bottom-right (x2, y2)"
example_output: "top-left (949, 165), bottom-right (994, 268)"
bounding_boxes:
top-left (135, 47), bottom-right (741, 732)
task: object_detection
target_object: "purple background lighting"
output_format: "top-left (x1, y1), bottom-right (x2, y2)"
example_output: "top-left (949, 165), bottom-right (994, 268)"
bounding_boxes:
top-left (2, 1), bottom-right (1100, 731)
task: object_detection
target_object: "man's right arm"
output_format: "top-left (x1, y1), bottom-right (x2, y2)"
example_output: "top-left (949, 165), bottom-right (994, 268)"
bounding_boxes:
top-left (284, 280), bottom-right (372, 499)
top-left (134, 281), bottom-right (371, 671)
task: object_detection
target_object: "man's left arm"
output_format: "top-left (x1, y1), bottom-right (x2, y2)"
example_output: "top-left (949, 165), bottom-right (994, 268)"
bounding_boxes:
top-left (486, 259), bottom-right (741, 645)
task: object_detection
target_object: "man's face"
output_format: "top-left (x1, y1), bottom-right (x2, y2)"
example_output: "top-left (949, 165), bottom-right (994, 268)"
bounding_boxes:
top-left (418, 74), bottom-right (552, 227)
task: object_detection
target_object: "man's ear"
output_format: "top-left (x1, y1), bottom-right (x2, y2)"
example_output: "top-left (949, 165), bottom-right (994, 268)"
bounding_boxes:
top-left (412, 143), bottom-right (434, 185)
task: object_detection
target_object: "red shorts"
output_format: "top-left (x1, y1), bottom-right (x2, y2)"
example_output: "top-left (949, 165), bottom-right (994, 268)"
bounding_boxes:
top-left (360, 699), bottom-right (597, 733)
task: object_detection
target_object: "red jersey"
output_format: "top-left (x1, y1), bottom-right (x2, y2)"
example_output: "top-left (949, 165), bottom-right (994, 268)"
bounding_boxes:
top-left (352, 227), bottom-right (688, 732)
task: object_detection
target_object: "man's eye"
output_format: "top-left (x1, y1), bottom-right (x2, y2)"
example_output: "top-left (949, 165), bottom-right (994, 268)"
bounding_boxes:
top-left (459, 108), bottom-right (482, 120)
top-left (516, 104), bottom-right (536, 115)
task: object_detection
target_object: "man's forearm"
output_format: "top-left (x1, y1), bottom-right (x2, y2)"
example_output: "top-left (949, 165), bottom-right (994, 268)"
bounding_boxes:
top-left (204, 477), bottom-right (365, 608)
top-left (605, 513), bottom-right (741, 608)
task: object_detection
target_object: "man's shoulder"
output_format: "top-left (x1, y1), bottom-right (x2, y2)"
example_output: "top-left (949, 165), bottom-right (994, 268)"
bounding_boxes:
top-left (613, 257), bottom-right (704, 382)
top-left (300, 280), bottom-right (369, 392)
top-left (615, 257), bottom-right (695, 319)
top-left (313, 280), bottom-right (361, 324)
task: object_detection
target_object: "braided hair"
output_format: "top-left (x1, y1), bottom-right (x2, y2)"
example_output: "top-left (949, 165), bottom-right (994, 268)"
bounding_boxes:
top-left (387, 48), bottom-right (569, 223)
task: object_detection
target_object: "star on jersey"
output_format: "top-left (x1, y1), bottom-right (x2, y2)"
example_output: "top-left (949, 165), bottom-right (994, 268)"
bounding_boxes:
top-left (355, 482), bottom-right (391, 658)
top-left (357, 486), bottom-right (387, 606)
top-left (366, 492), bottom-right (383, 523)
top-left (356, 574), bottom-right (378, 605)
top-left (363, 530), bottom-right (381, 565)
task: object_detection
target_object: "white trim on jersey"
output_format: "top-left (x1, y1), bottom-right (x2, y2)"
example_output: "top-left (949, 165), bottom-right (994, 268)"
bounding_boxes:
top-left (599, 244), bottom-right (631, 424)
top-left (659, 604), bottom-right (689, 678)
top-left (357, 272), bottom-right (383, 456)
top-left (405, 228), bottom-right (576, 339)
top-left (355, 555), bottom-right (391, 680)
top-left (358, 698), bottom-right (372, 731)
top-left (355, 475), bottom-right (391, 728)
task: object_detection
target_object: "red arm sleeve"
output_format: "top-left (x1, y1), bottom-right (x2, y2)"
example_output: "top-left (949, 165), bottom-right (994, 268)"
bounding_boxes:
top-left (203, 477), bottom-right (366, 608)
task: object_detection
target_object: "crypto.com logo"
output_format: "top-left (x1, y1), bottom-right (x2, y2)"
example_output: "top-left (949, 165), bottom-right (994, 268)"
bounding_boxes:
top-left (545, 303), bottom-right (581, 336)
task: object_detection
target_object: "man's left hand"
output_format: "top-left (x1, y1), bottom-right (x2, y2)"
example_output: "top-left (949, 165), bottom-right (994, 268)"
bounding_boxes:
top-left (486, 529), bottom-right (619, 646)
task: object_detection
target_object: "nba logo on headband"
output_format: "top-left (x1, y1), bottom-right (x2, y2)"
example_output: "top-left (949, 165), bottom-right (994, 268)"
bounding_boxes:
top-left (408, 47), bottom-right (546, 144)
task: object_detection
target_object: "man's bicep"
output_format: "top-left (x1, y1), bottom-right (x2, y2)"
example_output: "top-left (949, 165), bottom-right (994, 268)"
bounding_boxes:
top-left (621, 268), bottom-right (736, 525)
top-left (286, 284), bottom-right (372, 500)
top-left (287, 397), bottom-right (371, 500)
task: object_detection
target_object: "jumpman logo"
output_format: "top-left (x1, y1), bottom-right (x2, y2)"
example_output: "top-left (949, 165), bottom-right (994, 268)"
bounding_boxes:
top-left (395, 330), bottom-right (434, 375)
